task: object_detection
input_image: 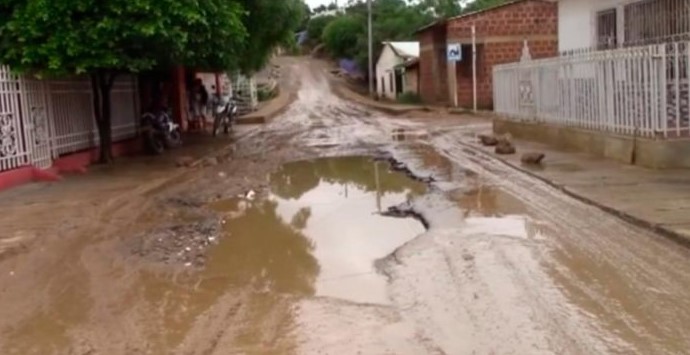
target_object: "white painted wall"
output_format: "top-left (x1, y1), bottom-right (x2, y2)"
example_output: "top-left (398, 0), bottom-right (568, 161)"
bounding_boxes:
top-left (376, 45), bottom-right (403, 99)
top-left (558, 0), bottom-right (626, 52)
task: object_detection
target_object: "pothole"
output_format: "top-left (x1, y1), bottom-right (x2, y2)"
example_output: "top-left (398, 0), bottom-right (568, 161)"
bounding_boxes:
top-left (209, 156), bottom-right (427, 304)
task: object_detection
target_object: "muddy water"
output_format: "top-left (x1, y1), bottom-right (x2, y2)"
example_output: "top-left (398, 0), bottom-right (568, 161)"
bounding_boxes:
top-left (212, 156), bottom-right (426, 305)
top-left (139, 156), bottom-right (426, 352)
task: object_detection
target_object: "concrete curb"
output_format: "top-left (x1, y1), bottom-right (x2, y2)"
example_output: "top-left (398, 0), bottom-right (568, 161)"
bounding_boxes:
top-left (331, 80), bottom-right (429, 116)
top-left (237, 89), bottom-right (296, 125)
top-left (456, 140), bottom-right (690, 248)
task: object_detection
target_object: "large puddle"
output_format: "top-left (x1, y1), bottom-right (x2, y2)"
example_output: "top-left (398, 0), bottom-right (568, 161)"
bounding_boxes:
top-left (211, 156), bottom-right (427, 304)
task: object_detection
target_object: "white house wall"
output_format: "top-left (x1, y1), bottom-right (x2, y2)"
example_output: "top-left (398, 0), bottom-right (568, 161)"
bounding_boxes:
top-left (376, 45), bottom-right (402, 100)
top-left (558, 0), bottom-right (624, 52)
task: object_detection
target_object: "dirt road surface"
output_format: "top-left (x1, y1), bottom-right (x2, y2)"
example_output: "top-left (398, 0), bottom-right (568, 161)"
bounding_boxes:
top-left (1, 57), bottom-right (690, 355)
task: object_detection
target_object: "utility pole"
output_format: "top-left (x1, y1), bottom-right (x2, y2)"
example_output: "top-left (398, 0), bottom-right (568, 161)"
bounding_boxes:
top-left (367, 0), bottom-right (374, 97)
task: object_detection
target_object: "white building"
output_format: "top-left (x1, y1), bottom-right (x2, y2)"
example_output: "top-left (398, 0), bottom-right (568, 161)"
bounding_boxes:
top-left (558, 0), bottom-right (689, 52)
top-left (493, 0), bottom-right (690, 143)
top-left (375, 42), bottom-right (420, 100)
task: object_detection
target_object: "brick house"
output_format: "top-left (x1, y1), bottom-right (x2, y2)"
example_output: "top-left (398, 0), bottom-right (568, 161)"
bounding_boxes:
top-left (417, 0), bottom-right (558, 108)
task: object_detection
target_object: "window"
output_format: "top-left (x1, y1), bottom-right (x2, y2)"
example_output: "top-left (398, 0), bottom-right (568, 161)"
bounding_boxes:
top-left (624, 0), bottom-right (690, 46)
top-left (389, 72), bottom-right (394, 93)
top-left (596, 8), bottom-right (617, 49)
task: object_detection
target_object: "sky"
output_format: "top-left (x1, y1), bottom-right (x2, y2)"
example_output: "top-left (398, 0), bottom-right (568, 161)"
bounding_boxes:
top-left (306, 0), bottom-right (474, 10)
top-left (306, 0), bottom-right (335, 9)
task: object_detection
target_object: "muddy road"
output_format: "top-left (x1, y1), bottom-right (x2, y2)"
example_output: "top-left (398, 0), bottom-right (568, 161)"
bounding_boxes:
top-left (1, 57), bottom-right (690, 354)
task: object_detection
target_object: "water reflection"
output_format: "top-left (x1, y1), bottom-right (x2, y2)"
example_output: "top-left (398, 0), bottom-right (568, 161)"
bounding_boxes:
top-left (266, 156), bottom-right (427, 304)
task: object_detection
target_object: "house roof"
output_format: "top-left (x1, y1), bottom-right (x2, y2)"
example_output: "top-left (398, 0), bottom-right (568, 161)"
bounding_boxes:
top-left (396, 57), bottom-right (420, 69)
top-left (384, 41), bottom-right (420, 58)
top-left (416, 0), bottom-right (554, 33)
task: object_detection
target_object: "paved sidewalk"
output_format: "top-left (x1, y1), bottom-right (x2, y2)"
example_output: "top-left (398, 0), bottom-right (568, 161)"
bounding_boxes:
top-left (462, 130), bottom-right (690, 245)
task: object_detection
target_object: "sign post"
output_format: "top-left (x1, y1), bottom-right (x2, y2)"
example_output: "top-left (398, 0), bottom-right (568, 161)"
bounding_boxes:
top-left (447, 43), bottom-right (461, 107)
top-left (472, 26), bottom-right (477, 112)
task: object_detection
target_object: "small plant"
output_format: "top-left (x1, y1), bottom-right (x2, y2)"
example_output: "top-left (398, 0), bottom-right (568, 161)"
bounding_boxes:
top-left (258, 86), bottom-right (279, 102)
top-left (397, 92), bottom-right (422, 104)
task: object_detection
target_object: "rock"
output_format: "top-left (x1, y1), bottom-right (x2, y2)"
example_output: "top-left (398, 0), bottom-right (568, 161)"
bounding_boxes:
top-left (495, 142), bottom-right (516, 155)
top-left (478, 134), bottom-right (499, 146)
top-left (521, 152), bottom-right (545, 165)
top-left (495, 134), bottom-right (516, 155)
top-left (202, 157), bottom-right (218, 167)
top-left (218, 171), bottom-right (227, 178)
top-left (176, 156), bottom-right (195, 167)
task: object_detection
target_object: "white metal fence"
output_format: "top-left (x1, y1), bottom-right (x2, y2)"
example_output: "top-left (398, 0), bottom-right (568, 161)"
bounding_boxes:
top-left (494, 41), bottom-right (690, 139)
top-left (0, 65), bottom-right (139, 172)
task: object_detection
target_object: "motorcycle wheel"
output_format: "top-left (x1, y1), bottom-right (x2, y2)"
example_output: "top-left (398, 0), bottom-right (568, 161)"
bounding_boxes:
top-left (224, 114), bottom-right (234, 135)
top-left (165, 129), bottom-right (182, 148)
top-left (145, 132), bottom-right (165, 155)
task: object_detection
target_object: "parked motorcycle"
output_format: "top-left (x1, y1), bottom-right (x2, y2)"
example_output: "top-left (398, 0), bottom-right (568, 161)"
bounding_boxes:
top-left (211, 93), bottom-right (238, 137)
top-left (141, 108), bottom-right (182, 155)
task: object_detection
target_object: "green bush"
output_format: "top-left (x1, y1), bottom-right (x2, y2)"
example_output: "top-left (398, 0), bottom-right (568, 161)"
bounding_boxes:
top-left (397, 91), bottom-right (422, 104)
top-left (258, 86), bottom-right (279, 102)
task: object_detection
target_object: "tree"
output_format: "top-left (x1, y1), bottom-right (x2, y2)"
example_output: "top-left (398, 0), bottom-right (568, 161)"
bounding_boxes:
top-left (462, 0), bottom-right (510, 13)
top-left (342, 0), bottom-right (433, 71)
top-left (322, 15), bottom-right (365, 59)
top-left (307, 15), bottom-right (337, 43)
top-left (236, 0), bottom-right (306, 74)
top-left (0, 0), bottom-right (246, 163)
top-left (419, 0), bottom-right (462, 18)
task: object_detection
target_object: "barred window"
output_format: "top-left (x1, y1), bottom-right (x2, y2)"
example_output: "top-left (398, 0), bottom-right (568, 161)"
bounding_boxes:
top-left (597, 8), bottom-right (618, 49)
top-left (624, 0), bottom-right (690, 45)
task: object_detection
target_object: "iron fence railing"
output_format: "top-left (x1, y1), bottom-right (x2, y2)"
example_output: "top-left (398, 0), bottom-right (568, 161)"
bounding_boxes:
top-left (494, 41), bottom-right (690, 138)
top-left (0, 65), bottom-right (139, 172)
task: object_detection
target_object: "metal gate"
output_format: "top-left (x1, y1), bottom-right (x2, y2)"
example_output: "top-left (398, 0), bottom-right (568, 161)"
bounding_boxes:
top-left (0, 66), bottom-right (29, 171)
top-left (19, 78), bottom-right (54, 168)
top-left (1, 65), bottom-right (140, 173)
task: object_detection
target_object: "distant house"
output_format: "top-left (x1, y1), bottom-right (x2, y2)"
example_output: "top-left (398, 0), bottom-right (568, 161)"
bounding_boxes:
top-left (416, 0), bottom-right (558, 108)
top-left (397, 58), bottom-right (420, 96)
top-left (376, 41), bottom-right (420, 100)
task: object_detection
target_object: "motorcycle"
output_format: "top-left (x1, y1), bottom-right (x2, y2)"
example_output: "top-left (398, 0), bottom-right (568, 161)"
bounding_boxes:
top-left (141, 108), bottom-right (182, 155)
top-left (211, 93), bottom-right (238, 137)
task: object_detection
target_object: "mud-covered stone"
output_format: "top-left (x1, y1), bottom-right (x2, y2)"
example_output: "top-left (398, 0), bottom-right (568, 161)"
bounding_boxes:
top-left (495, 143), bottom-right (516, 155)
top-left (495, 136), bottom-right (516, 155)
top-left (176, 156), bottom-right (196, 167)
top-left (521, 152), bottom-right (545, 165)
top-left (129, 217), bottom-right (221, 270)
top-left (478, 134), bottom-right (499, 146)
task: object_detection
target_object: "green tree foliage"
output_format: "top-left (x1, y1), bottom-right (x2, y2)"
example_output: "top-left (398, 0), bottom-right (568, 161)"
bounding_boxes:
top-left (462, 0), bottom-right (511, 13)
top-left (340, 0), bottom-right (434, 70)
top-left (0, 0), bottom-right (304, 163)
top-left (236, 0), bottom-right (306, 74)
top-left (322, 15), bottom-right (365, 59)
top-left (420, 0), bottom-right (462, 18)
top-left (307, 15), bottom-right (337, 44)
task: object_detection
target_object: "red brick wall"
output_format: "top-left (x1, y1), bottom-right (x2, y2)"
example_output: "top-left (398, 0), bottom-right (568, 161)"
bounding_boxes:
top-left (419, 26), bottom-right (449, 104)
top-left (418, 0), bottom-right (557, 108)
top-left (446, 0), bottom-right (558, 39)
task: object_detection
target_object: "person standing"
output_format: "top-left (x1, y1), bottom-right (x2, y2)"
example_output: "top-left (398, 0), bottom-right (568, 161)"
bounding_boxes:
top-left (189, 78), bottom-right (209, 131)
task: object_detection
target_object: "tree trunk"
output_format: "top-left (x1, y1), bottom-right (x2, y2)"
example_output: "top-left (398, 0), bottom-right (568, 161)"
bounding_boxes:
top-left (91, 71), bottom-right (116, 163)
